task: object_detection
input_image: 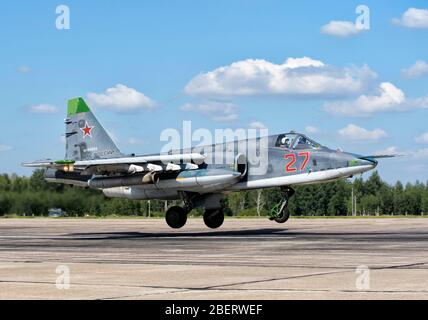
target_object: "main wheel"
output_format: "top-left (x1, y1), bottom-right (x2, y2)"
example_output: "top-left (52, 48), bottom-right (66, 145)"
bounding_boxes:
top-left (203, 208), bottom-right (225, 229)
top-left (165, 206), bottom-right (187, 229)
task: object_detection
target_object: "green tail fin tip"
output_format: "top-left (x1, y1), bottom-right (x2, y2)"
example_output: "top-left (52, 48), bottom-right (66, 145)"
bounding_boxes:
top-left (67, 97), bottom-right (90, 116)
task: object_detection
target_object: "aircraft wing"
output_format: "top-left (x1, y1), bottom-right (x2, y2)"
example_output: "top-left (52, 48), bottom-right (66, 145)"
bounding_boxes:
top-left (75, 153), bottom-right (205, 166)
top-left (22, 153), bottom-right (205, 174)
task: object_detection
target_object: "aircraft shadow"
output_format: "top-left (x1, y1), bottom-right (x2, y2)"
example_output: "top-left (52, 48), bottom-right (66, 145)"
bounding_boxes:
top-left (67, 228), bottom-right (288, 240)
top-left (65, 229), bottom-right (428, 241)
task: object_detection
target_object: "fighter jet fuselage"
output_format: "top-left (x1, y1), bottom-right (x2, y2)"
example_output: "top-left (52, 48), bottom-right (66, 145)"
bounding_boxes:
top-left (24, 98), bottom-right (385, 229)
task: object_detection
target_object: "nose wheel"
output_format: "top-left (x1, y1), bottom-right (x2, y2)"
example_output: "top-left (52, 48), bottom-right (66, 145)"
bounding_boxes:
top-left (165, 206), bottom-right (188, 229)
top-left (269, 187), bottom-right (295, 224)
top-left (203, 208), bottom-right (225, 229)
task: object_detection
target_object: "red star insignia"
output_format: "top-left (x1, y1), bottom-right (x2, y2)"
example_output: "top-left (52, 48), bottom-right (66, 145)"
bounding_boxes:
top-left (81, 122), bottom-right (94, 138)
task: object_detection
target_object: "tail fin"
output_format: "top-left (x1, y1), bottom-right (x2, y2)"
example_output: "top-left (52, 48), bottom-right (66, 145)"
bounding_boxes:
top-left (65, 98), bottom-right (123, 161)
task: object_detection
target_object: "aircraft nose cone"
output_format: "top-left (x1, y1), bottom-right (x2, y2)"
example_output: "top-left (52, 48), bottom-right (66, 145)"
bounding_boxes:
top-left (357, 157), bottom-right (378, 168)
top-left (347, 154), bottom-right (378, 169)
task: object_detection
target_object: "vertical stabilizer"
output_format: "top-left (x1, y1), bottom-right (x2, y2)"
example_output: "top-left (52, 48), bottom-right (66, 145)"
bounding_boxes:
top-left (65, 98), bottom-right (122, 161)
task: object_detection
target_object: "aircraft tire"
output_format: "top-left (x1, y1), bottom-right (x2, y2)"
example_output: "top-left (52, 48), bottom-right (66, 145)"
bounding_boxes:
top-left (203, 208), bottom-right (225, 229)
top-left (274, 206), bottom-right (290, 224)
top-left (166, 206), bottom-right (188, 229)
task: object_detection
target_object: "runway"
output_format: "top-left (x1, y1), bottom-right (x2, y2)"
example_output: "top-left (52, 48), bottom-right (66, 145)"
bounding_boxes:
top-left (0, 218), bottom-right (427, 300)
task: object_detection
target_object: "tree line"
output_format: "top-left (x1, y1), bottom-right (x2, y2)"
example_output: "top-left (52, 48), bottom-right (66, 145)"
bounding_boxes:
top-left (0, 170), bottom-right (427, 217)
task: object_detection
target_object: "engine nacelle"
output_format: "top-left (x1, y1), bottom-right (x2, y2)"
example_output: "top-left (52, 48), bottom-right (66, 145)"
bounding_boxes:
top-left (88, 172), bottom-right (159, 189)
top-left (44, 169), bottom-right (91, 187)
top-left (103, 186), bottom-right (179, 200)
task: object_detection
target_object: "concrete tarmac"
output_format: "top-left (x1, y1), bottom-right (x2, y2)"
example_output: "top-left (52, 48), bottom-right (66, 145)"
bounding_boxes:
top-left (0, 218), bottom-right (427, 300)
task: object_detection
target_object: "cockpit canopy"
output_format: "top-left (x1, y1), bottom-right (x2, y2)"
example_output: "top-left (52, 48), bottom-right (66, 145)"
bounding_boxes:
top-left (275, 133), bottom-right (322, 150)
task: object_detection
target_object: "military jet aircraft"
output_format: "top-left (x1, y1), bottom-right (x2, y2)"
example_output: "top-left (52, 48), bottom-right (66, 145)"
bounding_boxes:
top-left (23, 98), bottom-right (391, 229)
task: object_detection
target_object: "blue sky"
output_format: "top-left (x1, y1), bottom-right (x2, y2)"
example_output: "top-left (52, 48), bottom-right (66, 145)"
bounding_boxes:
top-left (1, 1), bottom-right (428, 183)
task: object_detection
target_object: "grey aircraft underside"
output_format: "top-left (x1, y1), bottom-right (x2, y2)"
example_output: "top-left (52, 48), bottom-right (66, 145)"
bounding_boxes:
top-left (23, 98), bottom-right (391, 229)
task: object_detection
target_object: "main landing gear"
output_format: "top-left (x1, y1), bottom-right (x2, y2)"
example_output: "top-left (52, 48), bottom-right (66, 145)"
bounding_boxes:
top-left (269, 187), bottom-right (295, 224)
top-left (203, 208), bottom-right (225, 229)
top-left (166, 186), bottom-right (295, 229)
top-left (165, 206), bottom-right (225, 229)
top-left (165, 206), bottom-right (188, 229)
top-left (165, 193), bottom-right (225, 229)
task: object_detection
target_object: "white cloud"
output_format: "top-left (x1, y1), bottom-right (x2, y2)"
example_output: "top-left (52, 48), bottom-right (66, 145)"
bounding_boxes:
top-left (185, 57), bottom-right (376, 99)
top-left (17, 66), bottom-right (31, 73)
top-left (321, 21), bottom-right (362, 38)
top-left (305, 126), bottom-right (319, 134)
top-left (392, 8), bottom-right (428, 29)
top-left (249, 121), bottom-right (267, 129)
top-left (402, 60), bottom-right (428, 79)
top-left (28, 104), bottom-right (59, 114)
top-left (325, 82), bottom-right (428, 116)
top-left (127, 137), bottom-right (144, 145)
top-left (370, 146), bottom-right (428, 174)
top-left (87, 84), bottom-right (156, 112)
top-left (374, 146), bottom-right (400, 156)
top-left (415, 133), bottom-right (428, 144)
top-left (338, 124), bottom-right (387, 142)
top-left (277, 57), bottom-right (325, 69)
top-left (373, 146), bottom-right (428, 160)
top-left (0, 144), bottom-right (12, 152)
top-left (180, 102), bottom-right (239, 122)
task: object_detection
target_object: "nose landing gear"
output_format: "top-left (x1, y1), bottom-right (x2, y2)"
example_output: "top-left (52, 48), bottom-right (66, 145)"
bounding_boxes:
top-left (269, 187), bottom-right (295, 224)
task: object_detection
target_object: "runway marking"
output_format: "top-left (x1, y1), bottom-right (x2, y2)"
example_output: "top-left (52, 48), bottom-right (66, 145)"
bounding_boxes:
top-left (2, 278), bottom-right (428, 301)
top-left (202, 270), bottom-right (350, 290)
top-left (2, 260), bottom-right (425, 288)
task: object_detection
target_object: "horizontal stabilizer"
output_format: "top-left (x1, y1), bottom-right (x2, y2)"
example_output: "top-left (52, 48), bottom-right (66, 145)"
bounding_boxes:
top-left (22, 161), bottom-right (54, 168)
top-left (22, 160), bottom-right (74, 169)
